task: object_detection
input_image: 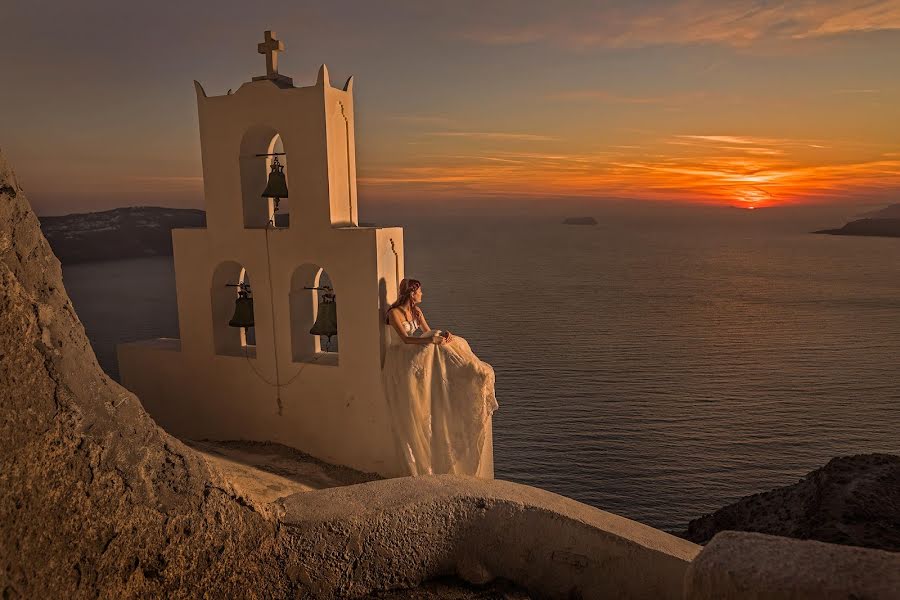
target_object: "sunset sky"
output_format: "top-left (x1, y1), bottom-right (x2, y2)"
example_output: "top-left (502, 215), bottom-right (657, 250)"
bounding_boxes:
top-left (2, 1), bottom-right (899, 215)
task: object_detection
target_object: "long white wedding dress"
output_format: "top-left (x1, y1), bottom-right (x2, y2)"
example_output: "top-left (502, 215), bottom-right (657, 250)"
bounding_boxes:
top-left (382, 319), bottom-right (498, 477)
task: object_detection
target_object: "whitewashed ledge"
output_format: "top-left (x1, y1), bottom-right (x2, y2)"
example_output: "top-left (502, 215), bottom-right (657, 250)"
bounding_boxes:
top-left (276, 474), bottom-right (700, 599)
top-left (685, 531), bottom-right (900, 600)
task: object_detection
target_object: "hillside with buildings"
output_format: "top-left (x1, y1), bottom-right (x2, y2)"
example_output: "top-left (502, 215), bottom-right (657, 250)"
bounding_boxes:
top-left (39, 206), bottom-right (206, 264)
top-left (37, 207), bottom-right (376, 264)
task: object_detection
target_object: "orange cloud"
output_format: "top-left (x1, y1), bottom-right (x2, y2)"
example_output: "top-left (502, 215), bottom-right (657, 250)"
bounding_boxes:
top-left (360, 132), bottom-right (900, 207)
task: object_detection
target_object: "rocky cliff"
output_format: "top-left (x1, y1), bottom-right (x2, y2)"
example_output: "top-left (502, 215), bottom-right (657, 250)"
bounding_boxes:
top-left (681, 454), bottom-right (900, 552)
top-left (0, 151), bottom-right (301, 597)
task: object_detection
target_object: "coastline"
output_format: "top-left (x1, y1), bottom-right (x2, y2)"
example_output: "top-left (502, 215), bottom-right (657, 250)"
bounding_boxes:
top-left (813, 217), bottom-right (900, 239)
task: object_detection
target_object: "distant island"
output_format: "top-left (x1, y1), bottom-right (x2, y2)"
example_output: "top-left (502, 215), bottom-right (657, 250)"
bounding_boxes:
top-left (38, 207), bottom-right (366, 264)
top-left (562, 216), bottom-right (598, 225)
top-left (814, 218), bottom-right (900, 238)
top-left (814, 203), bottom-right (900, 238)
top-left (38, 206), bottom-right (205, 264)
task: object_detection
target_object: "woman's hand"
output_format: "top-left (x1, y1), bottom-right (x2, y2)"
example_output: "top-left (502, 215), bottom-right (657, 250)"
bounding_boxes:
top-left (433, 331), bottom-right (453, 345)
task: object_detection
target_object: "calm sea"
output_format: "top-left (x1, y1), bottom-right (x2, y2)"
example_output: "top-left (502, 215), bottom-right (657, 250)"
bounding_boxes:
top-left (62, 210), bottom-right (900, 532)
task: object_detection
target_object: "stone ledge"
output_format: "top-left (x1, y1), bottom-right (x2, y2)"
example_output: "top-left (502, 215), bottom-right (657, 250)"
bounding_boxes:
top-left (684, 531), bottom-right (900, 600)
top-left (277, 475), bottom-right (700, 599)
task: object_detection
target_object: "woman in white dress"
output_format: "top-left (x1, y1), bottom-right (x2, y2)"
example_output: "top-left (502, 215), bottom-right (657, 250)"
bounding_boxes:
top-left (383, 278), bottom-right (498, 477)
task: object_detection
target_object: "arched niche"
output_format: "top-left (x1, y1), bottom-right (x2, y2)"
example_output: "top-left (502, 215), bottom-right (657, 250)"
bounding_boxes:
top-left (239, 126), bottom-right (290, 228)
top-left (290, 264), bottom-right (339, 365)
top-left (211, 261), bottom-right (256, 357)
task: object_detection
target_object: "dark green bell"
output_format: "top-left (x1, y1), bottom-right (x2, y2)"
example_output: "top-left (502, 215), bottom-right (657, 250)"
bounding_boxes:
top-left (309, 297), bottom-right (337, 337)
top-left (261, 156), bottom-right (289, 200)
top-left (229, 296), bottom-right (255, 328)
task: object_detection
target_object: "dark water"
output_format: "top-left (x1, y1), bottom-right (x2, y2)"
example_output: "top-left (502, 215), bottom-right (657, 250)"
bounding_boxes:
top-left (62, 213), bottom-right (900, 532)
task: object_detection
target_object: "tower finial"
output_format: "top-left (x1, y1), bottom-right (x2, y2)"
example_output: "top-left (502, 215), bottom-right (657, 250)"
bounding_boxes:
top-left (252, 30), bottom-right (294, 86)
top-left (258, 30), bottom-right (284, 78)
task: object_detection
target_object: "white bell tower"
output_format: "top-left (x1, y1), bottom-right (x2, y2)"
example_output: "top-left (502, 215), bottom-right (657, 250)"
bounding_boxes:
top-left (115, 31), bottom-right (470, 479)
top-left (197, 31), bottom-right (359, 233)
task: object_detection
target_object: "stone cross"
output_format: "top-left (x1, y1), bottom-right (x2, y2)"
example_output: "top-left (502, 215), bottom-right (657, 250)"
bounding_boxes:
top-left (258, 31), bottom-right (285, 78)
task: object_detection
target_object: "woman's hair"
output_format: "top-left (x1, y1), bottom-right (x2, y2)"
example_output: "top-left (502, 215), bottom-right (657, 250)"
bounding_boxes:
top-left (385, 278), bottom-right (422, 324)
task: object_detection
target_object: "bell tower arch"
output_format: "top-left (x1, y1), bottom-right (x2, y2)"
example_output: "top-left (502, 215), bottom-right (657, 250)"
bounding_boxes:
top-left (194, 62), bottom-right (359, 236)
top-left (238, 126), bottom-right (288, 228)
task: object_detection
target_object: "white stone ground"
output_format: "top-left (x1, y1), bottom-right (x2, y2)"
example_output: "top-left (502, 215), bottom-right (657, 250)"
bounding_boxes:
top-left (187, 440), bottom-right (381, 506)
top-left (188, 440), bottom-right (533, 598)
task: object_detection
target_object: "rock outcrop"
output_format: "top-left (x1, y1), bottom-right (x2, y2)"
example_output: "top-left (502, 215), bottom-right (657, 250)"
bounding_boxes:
top-left (681, 454), bottom-right (900, 552)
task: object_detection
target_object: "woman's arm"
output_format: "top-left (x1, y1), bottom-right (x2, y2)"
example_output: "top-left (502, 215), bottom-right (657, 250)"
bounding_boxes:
top-left (388, 308), bottom-right (443, 345)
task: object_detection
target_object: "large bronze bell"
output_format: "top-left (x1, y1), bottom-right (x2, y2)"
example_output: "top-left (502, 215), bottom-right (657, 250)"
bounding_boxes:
top-left (309, 292), bottom-right (337, 338)
top-left (261, 156), bottom-right (289, 201)
top-left (228, 283), bottom-right (255, 328)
